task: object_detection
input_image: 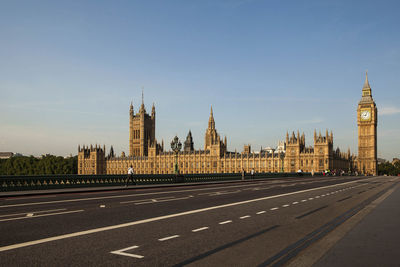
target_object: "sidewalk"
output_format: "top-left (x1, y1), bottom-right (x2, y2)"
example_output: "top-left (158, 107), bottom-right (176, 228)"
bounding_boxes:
top-left (0, 178), bottom-right (254, 197)
top-left (314, 183), bottom-right (400, 267)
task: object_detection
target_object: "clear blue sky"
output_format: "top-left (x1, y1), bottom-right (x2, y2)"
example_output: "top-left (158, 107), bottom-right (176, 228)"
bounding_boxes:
top-left (1, 0), bottom-right (399, 161)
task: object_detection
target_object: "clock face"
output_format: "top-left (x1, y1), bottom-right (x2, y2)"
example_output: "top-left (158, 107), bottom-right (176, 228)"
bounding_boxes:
top-left (361, 110), bottom-right (371, 120)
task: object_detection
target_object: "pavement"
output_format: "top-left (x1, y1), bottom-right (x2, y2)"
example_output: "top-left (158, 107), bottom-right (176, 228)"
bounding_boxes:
top-left (0, 179), bottom-right (251, 197)
top-left (313, 180), bottom-right (400, 267)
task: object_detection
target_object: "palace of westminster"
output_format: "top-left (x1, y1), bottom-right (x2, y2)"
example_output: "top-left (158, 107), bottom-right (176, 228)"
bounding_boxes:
top-left (78, 73), bottom-right (378, 176)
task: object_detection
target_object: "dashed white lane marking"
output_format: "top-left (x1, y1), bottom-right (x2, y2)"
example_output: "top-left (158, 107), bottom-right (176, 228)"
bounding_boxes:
top-left (158, 235), bottom-right (180, 241)
top-left (0, 178), bottom-right (373, 252)
top-left (270, 207), bottom-right (279, 211)
top-left (240, 215), bottom-right (251, 219)
top-left (110, 245), bottom-right (144, 259)
top-left (301, 199), bottom-right (307, 202)
top-left (100, 205), bottom-right (106, 208)
top-left (256, 211), bottom-right (266, 214)
top-left (321, 194), bottom-right (326, 197)
top-left (309, 198), bottom-right (314, 200)
top-left (219, 220), bottom-right (232, 225)
top-left (0, 210), bottom-right (84, 222)
top-left (282, 204), bottom-right (289, 208)
top-left (192, 227), bottom-right (209, 232)
top-left (315, 196), bottom-right (320, 198)
top-left (292, 201), bottom-right (299, 205)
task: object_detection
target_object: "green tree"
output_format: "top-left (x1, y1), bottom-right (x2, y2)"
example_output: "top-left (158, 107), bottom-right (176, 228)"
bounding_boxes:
top-left (0, 155), bottom-right (78, 175)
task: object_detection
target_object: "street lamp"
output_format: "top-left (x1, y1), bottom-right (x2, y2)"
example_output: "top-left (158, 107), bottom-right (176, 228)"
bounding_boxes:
top-left (170, 135), bottom-right (182, 175)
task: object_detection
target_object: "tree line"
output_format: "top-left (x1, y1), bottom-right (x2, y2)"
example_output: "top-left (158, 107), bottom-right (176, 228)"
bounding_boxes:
top-left (378, 161), bottom-right (400, 176)
top-left (0, 155), bottom-right (78, 175)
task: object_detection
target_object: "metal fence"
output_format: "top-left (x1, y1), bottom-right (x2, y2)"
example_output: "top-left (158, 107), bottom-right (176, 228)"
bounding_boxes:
top-left (0, 172), bottom-right (325, 192)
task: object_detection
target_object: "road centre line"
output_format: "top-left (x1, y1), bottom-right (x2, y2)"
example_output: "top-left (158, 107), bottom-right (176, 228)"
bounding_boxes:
top-left (282, 204), bottom-right (290, 208)
top-left (0, 178), bottom-right (376, 252)
top-left (240, 215), bottom-right (251, 219)
top-left (292, 202), bottom-right (299, 205)
top-left (0, 210), bottom-right (84, 222)
top-left (219, 220), bottom-right (232, 225)
top-left (5, 195), bottom-right (57, 201)
top-left (256, 211), bottom-right (266, 214)
top-left (192, 227), bottom-right (209, 232)
top-left (0, 208), bottom-right (66, 218)
top-left (158, 235), bottom-right (180, 241)
top-left (270, 207), bottom-right (279, 210)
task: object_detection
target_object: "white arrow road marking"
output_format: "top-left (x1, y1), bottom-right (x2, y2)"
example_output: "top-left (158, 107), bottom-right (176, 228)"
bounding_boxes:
top-left (110, 245), bottom-right (144, 259)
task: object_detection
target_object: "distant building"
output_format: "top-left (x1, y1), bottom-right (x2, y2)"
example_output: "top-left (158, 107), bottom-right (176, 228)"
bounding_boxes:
top-left (377, 158), bottom-right (387, 165)
top-left (78, 73), bottom-right (376, 175)
top-left (0, 152), bottom-right (14, 159)
top-left (78, 105), bottom-right (353, 175)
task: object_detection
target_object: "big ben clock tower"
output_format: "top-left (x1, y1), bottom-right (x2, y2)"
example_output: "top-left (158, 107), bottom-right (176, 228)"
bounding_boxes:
top-left (357, 72), bottom-right (378, 175)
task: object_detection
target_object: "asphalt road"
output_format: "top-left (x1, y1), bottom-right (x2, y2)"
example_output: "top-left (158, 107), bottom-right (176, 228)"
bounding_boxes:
top-left (0, 175), bottom-right (397, 266)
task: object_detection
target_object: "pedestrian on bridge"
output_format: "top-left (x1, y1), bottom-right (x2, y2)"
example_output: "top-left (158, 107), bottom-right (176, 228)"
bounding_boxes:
top-left (126, 165), bottom-right (135, 187)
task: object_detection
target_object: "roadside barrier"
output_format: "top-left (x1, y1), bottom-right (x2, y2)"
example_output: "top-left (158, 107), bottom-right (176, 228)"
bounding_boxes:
top-left (0, 172), bottom-right (329, 192)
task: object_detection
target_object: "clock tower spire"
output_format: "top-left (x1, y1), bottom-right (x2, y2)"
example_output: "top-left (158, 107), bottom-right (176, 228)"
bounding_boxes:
top-left (357, 71), bottom-right (378, 175)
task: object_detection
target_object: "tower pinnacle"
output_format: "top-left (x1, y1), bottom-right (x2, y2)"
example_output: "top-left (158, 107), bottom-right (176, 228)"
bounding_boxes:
top-left (208, 105), bottom-right (215, 129)
top-left (363, 70), bottom-right (370, 89)
top-left (140, 87), bottom-right (146, 113)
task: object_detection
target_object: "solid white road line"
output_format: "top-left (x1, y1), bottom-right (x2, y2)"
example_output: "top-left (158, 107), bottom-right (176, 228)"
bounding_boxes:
top-left (158, 235), bottom-right (180, 241)
top-left (110, 245), bottom-right (144, 259)
top-left (192, 227), bottom-right (209, 232)
top-left (0, 210), bottom-right (84, 222)
top-left (0, 178), bottom-right (374, 252)
top-left (219, 220), bottom-right (232, 225)
top-left (0, 209), bottom-right (66, 218)
top-left (256, 211), bottom-right (266, 214)
top-left (240, 215), bottom-right (251, 219)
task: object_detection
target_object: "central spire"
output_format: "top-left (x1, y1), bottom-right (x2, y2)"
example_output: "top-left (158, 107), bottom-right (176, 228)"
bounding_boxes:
top-left (363, 70), bottom-right (370, 89)
top-left (140, 87), bottom-right (146, 113)
top-left (208, 105), bottom-right (215, 129)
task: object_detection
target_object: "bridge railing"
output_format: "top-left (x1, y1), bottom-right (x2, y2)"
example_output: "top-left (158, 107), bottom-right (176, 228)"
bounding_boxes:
top-left (0, 172), bottom-right (327, 192)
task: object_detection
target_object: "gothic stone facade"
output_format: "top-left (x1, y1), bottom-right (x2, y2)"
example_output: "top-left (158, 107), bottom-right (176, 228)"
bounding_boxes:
top-left (78, 74), bottom-right (377, 175)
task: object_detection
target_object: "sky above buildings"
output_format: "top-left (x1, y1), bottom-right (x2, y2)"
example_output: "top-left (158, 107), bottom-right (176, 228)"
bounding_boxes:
top-left (1, 0), bottom-right (399, 161)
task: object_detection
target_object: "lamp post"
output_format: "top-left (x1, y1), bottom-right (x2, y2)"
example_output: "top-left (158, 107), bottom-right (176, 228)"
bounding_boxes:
top-left (170, 135), bottom-right (182, 175)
